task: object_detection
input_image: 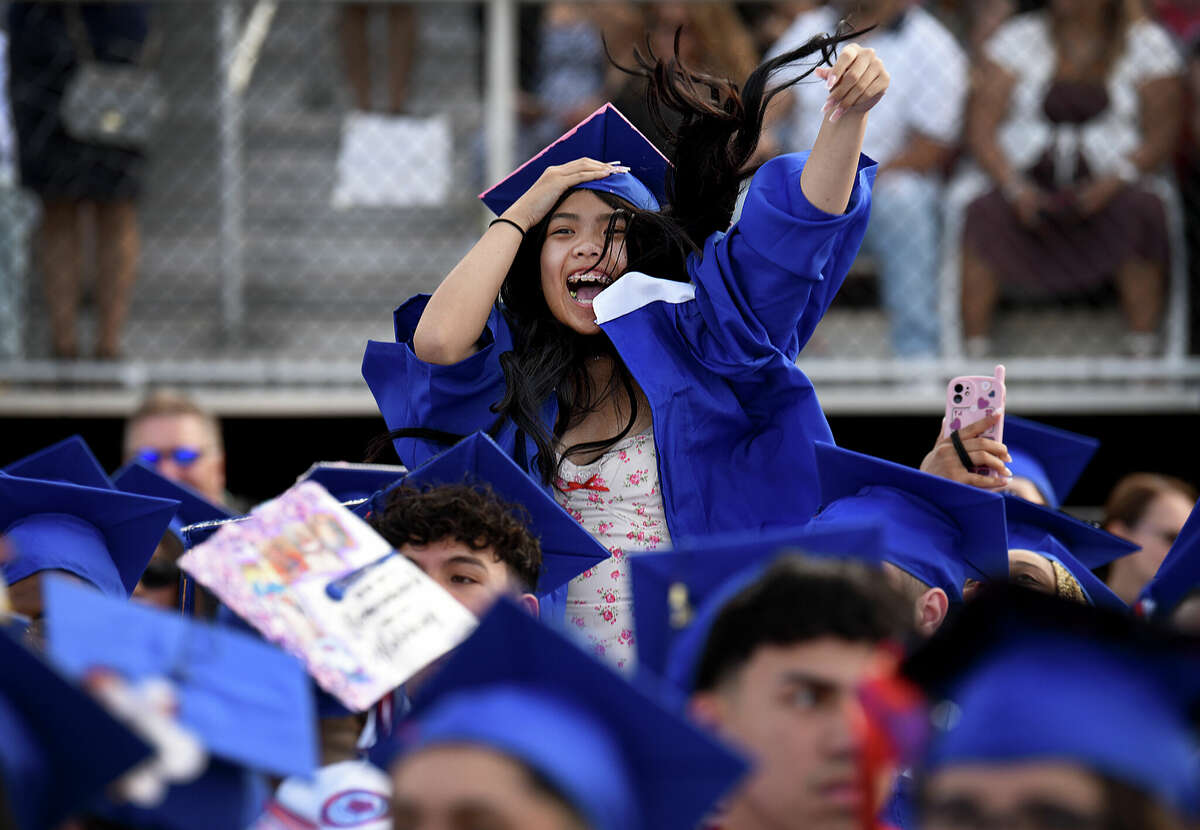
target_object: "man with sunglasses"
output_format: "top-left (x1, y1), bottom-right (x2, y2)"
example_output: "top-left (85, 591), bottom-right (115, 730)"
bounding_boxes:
top-left (123, 389), bottom-right (234, 508)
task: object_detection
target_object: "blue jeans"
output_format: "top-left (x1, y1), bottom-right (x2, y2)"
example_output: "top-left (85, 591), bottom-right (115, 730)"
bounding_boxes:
top-left (863, 170), bottom-right (942, 357)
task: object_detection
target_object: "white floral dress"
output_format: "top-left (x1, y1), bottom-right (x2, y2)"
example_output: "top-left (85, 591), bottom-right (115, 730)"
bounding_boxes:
top-left (555, 429), bottom-right (672, 670)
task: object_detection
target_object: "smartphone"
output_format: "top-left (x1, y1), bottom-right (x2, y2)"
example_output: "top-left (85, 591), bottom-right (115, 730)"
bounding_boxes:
top-left (943, 364), bottom-right (1006, 476)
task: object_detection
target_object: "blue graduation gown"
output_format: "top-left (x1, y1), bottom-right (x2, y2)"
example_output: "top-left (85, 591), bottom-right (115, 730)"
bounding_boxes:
top-left (362, 151), bottom-right (876, 542)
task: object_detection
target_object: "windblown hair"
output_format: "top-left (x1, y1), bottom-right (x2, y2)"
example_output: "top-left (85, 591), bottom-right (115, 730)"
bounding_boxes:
top-left (379, 24), bottom-right (863, 484)
top-left (693, 555), bottom-right (911, 693)
top-left (367, 482), bottom-right (542, 592)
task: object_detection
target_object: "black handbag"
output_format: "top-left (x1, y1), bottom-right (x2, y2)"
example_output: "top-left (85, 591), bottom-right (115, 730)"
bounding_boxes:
top-left (59, 6), bottom-right (166, 150)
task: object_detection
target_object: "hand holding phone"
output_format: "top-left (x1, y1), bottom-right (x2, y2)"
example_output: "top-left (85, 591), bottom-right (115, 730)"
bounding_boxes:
top-left (943, 365), bottom-right (1006, 477)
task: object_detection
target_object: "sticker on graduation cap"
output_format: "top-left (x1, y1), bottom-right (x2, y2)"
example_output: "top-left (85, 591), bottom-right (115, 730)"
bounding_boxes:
top-left (480, 103), bottom-right (671, 215)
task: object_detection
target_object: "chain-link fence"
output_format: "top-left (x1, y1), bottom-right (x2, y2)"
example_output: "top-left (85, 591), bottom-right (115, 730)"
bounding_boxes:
top-left (0, 0), bottom-right (1197, 408)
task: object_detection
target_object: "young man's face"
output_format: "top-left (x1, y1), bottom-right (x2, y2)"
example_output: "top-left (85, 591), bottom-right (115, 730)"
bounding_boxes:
top-left (401, 539), bottom-right (534, 619)
top-left (392, 745), bottom-right (584, 830)
top-left (691, 637), bottom-right (894, 830)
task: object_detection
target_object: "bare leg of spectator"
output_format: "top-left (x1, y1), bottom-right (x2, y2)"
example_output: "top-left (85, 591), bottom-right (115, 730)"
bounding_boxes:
top-left (39, 200), bottom-right (83, 360)
top-left (961, 247), bottom-right (999, 355)
top-left (1114, 257), bottom-right (1164, 337)
top-left (386, 3), bottom-right (416, 114)
top-left (340, 3), bottom-right (373, 111)
top-left (94, 200), bottom-right (140, 360)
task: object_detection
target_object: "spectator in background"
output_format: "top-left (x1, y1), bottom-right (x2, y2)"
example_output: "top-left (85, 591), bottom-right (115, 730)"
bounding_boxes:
top-left (1102, 472), bottom-right (1198, 604)
top-left (6, 3), bottom-right (151, 360)
top-left (339, 3), bottom-right (416, 114)
top-left (960, 0), bottom-right (1184, 358)
top-left (123, 389), bottom-right (233, 508)
top-left (518, 3), bottom-right (641, 160)
top-left (612, 3), bottom-right (761, 153)
top-left (767, 0), bottom-right (968, 359)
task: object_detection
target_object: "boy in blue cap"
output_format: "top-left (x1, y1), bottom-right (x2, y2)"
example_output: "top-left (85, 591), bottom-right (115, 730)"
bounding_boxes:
top-left (384, 599), bottom-right (748, 830)
top-left (660, 553), bottom-right (910, 830)
top-left (0, 469), bottom-right (177, 621)
top-left (364, 35), bottom-right (889, 667)
top-left (362, 432), bottom-right (610, 623)
top-left (811, 442), bottom-right (1010, 637)
top-left (904, 586), bottom-right (1200, 830)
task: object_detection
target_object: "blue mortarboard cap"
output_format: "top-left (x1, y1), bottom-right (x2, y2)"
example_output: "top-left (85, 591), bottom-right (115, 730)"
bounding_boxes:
top-left (811, 443), bottom-right (1009, 599)
top-left (394, 599), bottom-right (748, 830)
top-left (3, 435), bottom-right (112, 490)
top-left (113, 461), bottom-right (235, 532)
top-left (297, 461), bottom-right (409, 505)
top-left (370, 432), bottom-right (610, 595)
top-left (1004, 416), bottom-right (1100, 508)
top-left (631, 523), bottom-right (885, 682)
top-left (903, 586), bottom-right (1200, 815)
top-left (1004, 494), bottom-right (1136, 612)
top-left (1138, 501), bottom-right (1200, 619)
top-left (0, 471), bottom-right (178, 597)
top-left (44, 575), bottom-right (319, 781)
top-left (480, 103), bottom-right (670, 214)
top-left (0, 627), bottom-right (152, 830)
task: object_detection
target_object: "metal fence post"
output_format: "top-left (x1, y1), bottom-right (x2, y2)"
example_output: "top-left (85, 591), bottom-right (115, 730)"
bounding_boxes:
top-left (217, 1), bottom-right (246, 342)
top-left (484, 0), bottom-right (518, 196)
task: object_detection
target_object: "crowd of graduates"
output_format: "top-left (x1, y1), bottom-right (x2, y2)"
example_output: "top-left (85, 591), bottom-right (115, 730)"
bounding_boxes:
top-left (4, 28), bottom-right (1200, 830)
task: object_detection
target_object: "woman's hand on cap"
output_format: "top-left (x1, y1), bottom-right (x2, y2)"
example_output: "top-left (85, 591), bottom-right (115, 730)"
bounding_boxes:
top-left (816, 44), bottom-right (889, 124)
top-left (503, 158), bottom-right (630, 233)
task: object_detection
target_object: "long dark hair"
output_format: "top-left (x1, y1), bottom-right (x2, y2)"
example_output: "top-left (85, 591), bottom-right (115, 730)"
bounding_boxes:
top-left (374, 26), bottom-right (862, 484)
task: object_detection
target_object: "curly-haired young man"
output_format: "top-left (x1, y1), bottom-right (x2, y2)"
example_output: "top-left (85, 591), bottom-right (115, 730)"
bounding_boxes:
top-left (367, 482), bottom-right (542, 618)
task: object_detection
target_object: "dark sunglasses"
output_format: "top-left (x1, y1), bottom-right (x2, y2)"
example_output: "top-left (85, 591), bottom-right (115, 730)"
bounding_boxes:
top-left (136, 446), bottom-right (204, 467)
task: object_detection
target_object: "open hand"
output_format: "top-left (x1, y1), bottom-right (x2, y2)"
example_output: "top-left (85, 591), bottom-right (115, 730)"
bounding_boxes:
top-left (815, 43), bottom-right (889, 124)
top-left (502, 158), bottom-right (629, 234)
top-left (920, 412), bottom-right (1012, 489)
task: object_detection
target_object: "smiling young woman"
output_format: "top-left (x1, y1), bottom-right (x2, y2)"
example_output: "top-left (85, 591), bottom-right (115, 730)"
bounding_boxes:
top-left (363, 33), bottom-right (888, 666)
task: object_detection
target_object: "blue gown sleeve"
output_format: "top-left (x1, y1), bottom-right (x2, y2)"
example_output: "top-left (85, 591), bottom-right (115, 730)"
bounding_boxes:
top-left (689, 151), bottom-right (876, 361)
top-left (360, 295), bottom-right (510, 468)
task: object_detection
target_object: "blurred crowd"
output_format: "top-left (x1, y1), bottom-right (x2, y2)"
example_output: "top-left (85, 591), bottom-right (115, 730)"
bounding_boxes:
top-left (1, 0), bottom-right (1199, 361)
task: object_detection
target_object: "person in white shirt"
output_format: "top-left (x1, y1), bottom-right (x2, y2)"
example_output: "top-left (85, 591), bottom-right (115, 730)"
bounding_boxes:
top-left (767, 0), bottom-right (968, 357)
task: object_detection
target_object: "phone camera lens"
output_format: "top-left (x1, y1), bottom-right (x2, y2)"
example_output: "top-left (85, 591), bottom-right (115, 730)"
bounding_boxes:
top-left (953, 384), bottom-right (964, 393)
top-left (953, 394), bottom-right (963, 404)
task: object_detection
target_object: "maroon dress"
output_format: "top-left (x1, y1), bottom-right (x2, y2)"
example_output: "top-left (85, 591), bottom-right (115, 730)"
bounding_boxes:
top-left (963, 79), bottom-right (1170, 296)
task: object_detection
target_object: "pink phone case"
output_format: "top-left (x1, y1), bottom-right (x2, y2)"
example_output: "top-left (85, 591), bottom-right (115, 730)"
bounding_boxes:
top-left (943, 365), bottom-right (1006, 476)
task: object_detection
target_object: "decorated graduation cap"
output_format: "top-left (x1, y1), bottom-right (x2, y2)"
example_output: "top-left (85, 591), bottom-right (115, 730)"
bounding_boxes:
top-left (297, 461), bottom-right (409, 505)
top-left (4, 434), bottom-right (113, 490)
top-left (0, 470), bottom-right (178, 597)
top-left (480, 103), bottom-right (671, 215)
top-left (1004, 494), bottom-right (1135, 613)
top-left (0, 626), bottom-right (152, 830)
top-left (367, 432), bottom-right (610, 596)
top-left (43, 575), bottom-right (318, 827)
top-left (1137, 501), bottom-right (1200, 619)
top-left (1004, 415), bottom-right (1100, 508)
top-left (391, 599), bottom-right (748, 830)
top-left (810, 442), bottom-right (1009, 600)
top-left (902, 586), bottom-right (1200, 816)
top-left (631, 523), bottom-right (885, 682)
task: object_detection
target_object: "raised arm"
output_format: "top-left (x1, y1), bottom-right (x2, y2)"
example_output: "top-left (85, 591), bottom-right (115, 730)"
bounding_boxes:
top-left (412, 159), bottom-right (626, 365)
top-left (800, 44), bottom-right (888, 214)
